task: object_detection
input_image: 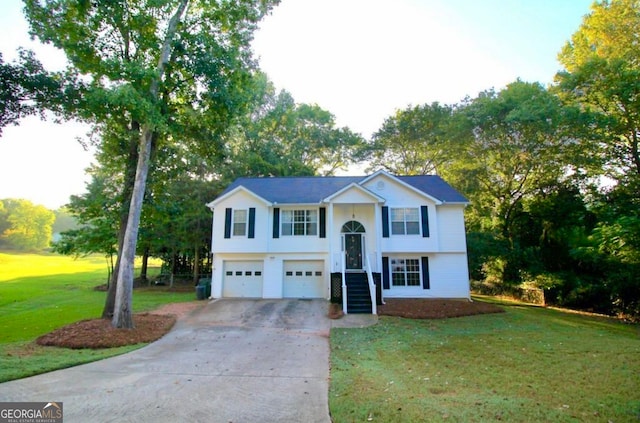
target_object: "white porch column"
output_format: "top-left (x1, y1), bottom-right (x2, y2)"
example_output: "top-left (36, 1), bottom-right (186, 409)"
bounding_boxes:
top-left (374, 203), bottom-right (383, 272)
top-left (328, 202), bottom-right (335, 271)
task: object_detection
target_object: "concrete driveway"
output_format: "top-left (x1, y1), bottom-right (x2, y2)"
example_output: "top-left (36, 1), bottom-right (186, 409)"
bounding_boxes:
top-left (0, 299), bottom-right (340, 423)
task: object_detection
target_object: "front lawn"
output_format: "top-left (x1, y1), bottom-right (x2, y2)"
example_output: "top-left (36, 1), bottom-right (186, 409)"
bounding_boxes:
top-left (0, 251), bottom-right (195, 382)
top-left (330, 299), bottom-right (640, 422)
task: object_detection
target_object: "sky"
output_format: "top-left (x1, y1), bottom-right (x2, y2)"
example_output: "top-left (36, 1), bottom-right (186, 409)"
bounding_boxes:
top-left (0, 0), bottom-right (594, 209)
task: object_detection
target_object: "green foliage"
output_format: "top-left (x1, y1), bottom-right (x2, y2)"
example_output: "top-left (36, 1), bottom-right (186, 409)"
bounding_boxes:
top-left (51, 172), bottom-right (120, 259)
top-left (22, 0), bottom-right (280, 326)
top-left (364, 102), bottom-right (462, 175)
top-left (0, 199), bottom-right (55, 250)
top-left (224, 76), bottom-right (365, 178)
top-left (457, 81), bottom-right (574, 236)
top-left (144, 174), bottom-right (219, 278)
top-left (557, 0), bottom-right (640, 181)
top-left (546, 0), bottom-right (640, 315)
top-left (0, 49), bottom-right (76, 134)
top-left (371, 74), bottom-right (640, 316)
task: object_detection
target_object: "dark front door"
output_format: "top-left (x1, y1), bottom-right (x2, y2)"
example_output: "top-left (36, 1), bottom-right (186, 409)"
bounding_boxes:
top-left (345, 234), bottom-right (362, 270)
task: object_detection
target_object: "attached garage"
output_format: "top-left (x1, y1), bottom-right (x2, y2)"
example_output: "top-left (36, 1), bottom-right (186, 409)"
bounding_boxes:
top-left (283, 260), bottom-right (326, 298)
top-left (222, 260), bottom-right (264, 298)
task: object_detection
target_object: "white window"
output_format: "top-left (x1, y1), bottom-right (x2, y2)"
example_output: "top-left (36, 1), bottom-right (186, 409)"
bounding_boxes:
top-left (391, 258), bottom-right (421, 287)
top-left (391, 208), bottom-right (420, 235)
top-left (281, 210), bottom-right (317, 236)
top-left (232, 209), bottom-right (247, 236)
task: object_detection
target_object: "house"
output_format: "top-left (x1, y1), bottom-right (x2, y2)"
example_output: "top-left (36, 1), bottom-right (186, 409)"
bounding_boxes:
top-left (206, 170), bottom-right (470, 314)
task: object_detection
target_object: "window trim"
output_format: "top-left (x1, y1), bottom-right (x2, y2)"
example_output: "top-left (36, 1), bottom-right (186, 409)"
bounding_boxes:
top-left (390, 207), bottom-right (421, 235)
top-left (390, 257), bottom-right (422, 287)
top-left (232, 209), bottom-right (247, 237)
top-left (280, 209), bottom-right (318, 237)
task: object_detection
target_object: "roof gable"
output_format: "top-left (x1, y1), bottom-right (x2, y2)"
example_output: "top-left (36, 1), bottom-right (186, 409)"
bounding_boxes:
top-left (323, 182), bottom-right (386, 204)
top-left (206, 185), bottom-right (272, 209)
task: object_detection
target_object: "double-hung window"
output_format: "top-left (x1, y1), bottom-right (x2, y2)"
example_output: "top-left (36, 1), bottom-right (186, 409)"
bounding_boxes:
top-left (232, 209), bottom-right (247, 236)
top-left (281, 209), bottom-right (317, 236)
top-left (391, 258), bottom-right (421, 287)
top-left (391, 208), bottom-right (420, 235)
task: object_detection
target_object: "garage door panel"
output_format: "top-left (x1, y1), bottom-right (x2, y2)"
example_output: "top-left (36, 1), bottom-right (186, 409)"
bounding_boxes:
top-left (222, 261), bottom-right (263, 298)
top-left (283, 260), bottom-right (325, 298)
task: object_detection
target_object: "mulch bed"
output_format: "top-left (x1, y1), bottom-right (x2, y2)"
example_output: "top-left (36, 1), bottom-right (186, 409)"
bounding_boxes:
top-left (36, 313), bottom-right (177, 349)
top-left (378, 298), bottom-right (504, 319)
top-left (35, 299), bottom-right (503, 350)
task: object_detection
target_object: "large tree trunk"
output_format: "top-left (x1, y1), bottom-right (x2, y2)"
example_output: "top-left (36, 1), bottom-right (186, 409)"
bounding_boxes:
top-left (112, 129), bottom-right (153, 328)
top-left (102, 122), bottom-right (139, 319)
top-left (111, 0), bottom-right (190, 329)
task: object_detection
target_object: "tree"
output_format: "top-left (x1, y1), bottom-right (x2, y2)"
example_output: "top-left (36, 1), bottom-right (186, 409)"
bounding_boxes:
top-left (455, 81), bottom-right (578, 283)
top-left (24, 0), bottom-right (279, 328)
top-left (365, 102), bottom-right (462, 175)
top-left (555, 0), bottom-right (640, 316)
top-left (0, 49), bottom-right (73, 135)
top-left (556, 0), bottom-right (640, 183)
top-left (0, 199), bottom-right (55, 250)
top-left (224, 77), bottom-right (364, 178)
top-left (52, 170), bottom-right (121, 282)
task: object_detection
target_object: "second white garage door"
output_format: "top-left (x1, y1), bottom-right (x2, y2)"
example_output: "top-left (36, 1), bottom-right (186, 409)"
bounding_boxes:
top-left (222, 261), bottom-right (264, 298)
top-left (283, 260), bottom-right (325, 298)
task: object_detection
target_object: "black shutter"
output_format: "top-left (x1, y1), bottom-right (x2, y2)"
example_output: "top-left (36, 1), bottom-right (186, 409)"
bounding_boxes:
top-left (421, 256), bottom-right (430, 289)
top-left (382, 256), bottom-right (390, 289)
top-left (248, 207), bottom-right (256, 239)
top-left (224, 208), bottom-right (232, 239)
top-left (319, 207), bottom-right (326, 238)
top-left (421, 205), bottom-right (430, 237)
top-left (272, 207), bottom-right (280, 238)
top-left (382, 206), bottom-right (389, 238)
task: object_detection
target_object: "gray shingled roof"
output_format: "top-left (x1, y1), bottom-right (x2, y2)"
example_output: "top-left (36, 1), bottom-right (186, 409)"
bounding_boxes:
top-left (218, 174), bottom-right (468, 204)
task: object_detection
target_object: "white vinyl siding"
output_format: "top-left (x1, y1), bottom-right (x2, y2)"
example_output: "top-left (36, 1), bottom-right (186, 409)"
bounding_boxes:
top-left (282, 210), bottom-right (318, 236)
top-left (391, 208), bottom-right (420, 235)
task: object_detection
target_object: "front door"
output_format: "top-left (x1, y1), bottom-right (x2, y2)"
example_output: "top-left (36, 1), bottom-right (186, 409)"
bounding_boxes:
top-left (345, 233), bottom-right (363, 270)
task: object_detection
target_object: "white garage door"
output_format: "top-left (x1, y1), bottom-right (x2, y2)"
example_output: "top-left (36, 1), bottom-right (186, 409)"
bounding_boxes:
top-left (283, 260), bottom-right (325, 298)
top-left (222, 261), bottom-right (264, 298)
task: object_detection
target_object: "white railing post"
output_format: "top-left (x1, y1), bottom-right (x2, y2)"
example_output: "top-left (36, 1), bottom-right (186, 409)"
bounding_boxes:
top-left (341, 252), bottom-right (347, 315)
top-left (365, 255), bottom-right (377, 315)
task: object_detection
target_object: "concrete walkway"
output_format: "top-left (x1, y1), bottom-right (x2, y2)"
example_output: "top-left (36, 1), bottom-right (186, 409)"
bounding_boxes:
top-left (0, 299), bottom-right (377, 423)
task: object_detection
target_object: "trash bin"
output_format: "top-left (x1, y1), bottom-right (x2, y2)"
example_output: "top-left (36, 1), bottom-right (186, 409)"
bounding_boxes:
top-left (196, 278), bottom-right (211, 300)
top-left (195, 284), bottom-right (206, 300)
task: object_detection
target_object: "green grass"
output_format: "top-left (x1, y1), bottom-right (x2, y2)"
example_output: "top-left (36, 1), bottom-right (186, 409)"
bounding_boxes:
top-left (330, 298), bottom-right (640, 423)
top-left (0, 251), bottom-right (194, 382)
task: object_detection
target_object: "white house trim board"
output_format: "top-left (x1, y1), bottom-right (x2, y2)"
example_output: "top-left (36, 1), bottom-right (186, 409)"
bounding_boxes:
top-left (208, 172), bottom-right (470, 306)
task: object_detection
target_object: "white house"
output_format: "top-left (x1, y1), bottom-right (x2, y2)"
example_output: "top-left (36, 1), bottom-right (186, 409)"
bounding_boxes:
top-left (206, 170), bottom-right (470, 314)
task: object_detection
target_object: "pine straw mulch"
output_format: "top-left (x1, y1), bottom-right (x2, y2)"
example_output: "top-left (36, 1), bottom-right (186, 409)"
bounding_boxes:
top-left (35, 299), bottom-right (503, 349)
top-left (35, 301), bottom-right (204, 349)
top-left (329, 298), bottom-right (504, 320)
top-left (378, 298), bottom-right (504, 319)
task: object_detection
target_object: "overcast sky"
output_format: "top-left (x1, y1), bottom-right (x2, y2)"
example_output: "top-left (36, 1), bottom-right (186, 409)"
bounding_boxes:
top-left (0, 0), bottom-right (593, 209)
